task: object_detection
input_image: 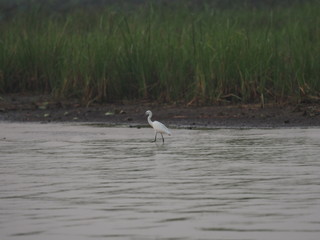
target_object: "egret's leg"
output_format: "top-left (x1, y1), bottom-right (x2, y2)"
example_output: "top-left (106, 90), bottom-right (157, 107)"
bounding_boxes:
top-left (152, 132), bottom-right (157, 142)
top-left (161, 133), bottom-right (164, 143)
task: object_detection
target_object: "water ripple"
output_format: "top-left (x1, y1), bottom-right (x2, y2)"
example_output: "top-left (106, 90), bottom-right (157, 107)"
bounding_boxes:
top-left (1, 123), bottom-right (320, 240)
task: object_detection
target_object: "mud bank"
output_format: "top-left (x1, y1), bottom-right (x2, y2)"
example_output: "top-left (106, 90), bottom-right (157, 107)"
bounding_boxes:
top-left (0, 95), bottom-right (319, 128)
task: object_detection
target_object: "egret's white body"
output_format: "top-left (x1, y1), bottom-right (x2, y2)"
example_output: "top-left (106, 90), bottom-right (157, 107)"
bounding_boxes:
top-left (145, 110), bottom-right (171, 143)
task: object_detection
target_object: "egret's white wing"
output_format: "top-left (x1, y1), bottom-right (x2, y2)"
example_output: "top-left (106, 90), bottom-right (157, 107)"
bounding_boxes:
top-left (152, 121), bottom-right (171, 135)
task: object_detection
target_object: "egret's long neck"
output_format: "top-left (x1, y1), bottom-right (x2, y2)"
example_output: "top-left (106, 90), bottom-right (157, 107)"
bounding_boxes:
top-left (147, 114), bottom-right (153, 127)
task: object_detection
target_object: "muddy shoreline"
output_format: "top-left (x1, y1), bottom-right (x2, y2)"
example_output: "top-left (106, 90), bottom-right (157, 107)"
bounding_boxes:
top-left (0, 94), bottom-right (319, 128)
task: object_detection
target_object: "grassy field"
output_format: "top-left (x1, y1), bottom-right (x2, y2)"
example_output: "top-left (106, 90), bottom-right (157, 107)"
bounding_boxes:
top-left (0, 1), bottom-right (319, 104)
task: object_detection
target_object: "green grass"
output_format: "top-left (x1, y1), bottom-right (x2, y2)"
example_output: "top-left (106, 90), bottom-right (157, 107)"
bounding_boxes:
top-left (0, 1), bottom-right (319, 104)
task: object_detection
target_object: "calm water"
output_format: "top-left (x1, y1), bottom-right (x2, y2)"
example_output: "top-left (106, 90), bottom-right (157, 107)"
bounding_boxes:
top-left (1, 123), bottom-right (320, 240)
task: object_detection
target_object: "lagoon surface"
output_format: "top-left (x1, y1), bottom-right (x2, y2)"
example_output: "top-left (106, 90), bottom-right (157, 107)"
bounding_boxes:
top-left (1, 123), bottom-right (320, 240)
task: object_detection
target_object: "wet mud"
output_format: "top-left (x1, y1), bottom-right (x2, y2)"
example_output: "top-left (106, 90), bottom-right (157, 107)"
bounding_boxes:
top-left (0, 94), bottom-right (319, 128)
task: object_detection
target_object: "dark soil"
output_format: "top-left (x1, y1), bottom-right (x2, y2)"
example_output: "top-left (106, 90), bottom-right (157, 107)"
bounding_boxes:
top-left (1, 94), bottom-right (320, 128)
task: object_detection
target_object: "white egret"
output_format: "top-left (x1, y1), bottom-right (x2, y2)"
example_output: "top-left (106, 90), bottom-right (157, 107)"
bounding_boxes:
top-left (145, 110), bottom-right (171, 143)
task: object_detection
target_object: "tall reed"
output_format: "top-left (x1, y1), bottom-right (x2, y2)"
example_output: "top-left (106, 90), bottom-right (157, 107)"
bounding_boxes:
top-left (0, 1), bottom-right (319, 104)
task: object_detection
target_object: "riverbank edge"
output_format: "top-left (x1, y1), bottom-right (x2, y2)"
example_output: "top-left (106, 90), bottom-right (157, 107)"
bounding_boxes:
top-left (0, 94), bottom-right (319, 129)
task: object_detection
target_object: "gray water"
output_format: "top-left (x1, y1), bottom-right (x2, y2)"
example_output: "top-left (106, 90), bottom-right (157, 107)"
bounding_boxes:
top-left (1, 123), bottom-right (320, 240)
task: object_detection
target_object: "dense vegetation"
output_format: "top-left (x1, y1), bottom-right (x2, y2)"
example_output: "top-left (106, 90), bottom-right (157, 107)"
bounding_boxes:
top-left (0, 0), bottom-right (319, 104)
